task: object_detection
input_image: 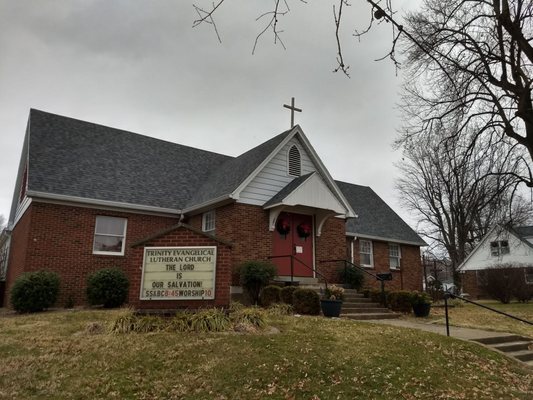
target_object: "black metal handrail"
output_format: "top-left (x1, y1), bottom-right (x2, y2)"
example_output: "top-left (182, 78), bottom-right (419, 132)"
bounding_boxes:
top-left (443, 292), bottom-right (533, 336)
top-left (268, 254), bottom-right (329, 288)
top-left (320, 259), bottom-right (390, 306)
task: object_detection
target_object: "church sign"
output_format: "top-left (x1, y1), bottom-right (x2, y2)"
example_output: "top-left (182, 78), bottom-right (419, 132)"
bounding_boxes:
top-left (140, 246), bottom-right (216, 300)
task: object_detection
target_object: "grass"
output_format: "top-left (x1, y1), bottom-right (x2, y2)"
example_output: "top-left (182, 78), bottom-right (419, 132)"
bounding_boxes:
top-left (412, 300), bottom-right (533, 337)
top-left (0, 309), bottom-right (531, 399)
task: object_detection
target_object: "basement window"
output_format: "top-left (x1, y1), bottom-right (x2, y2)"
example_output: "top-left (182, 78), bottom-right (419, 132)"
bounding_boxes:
top-left (288, 145), bottom-right (301, 177)
top-left (93, 216), bottom-right (127, 255)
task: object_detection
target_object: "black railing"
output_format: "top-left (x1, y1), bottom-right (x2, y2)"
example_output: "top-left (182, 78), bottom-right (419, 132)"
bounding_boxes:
top-left (320, 259), bottom-right (391, 306)
top-left (443, 292), bottom-right (533, 337)
top-left (268, 255), bottom-right (329, 289)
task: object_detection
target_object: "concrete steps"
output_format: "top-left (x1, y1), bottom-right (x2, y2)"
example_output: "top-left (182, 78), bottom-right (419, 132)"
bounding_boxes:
top-left (303, 285), bottom-right (400, 321)
top-left (472, 335), bottom-right (533, 366)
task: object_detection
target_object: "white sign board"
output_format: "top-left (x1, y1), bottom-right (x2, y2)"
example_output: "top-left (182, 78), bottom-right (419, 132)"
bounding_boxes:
top-left (140, 246), bottom-right (216, 300)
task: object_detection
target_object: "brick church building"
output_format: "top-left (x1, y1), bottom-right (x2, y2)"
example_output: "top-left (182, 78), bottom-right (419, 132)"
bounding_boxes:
top-left (1, 109), bottom-right (425, 309)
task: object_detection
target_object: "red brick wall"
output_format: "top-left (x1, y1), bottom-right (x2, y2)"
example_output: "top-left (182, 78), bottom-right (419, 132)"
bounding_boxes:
top-left (5, 202), bottom-right (179, 307)
top-left (315, 217), bottom-right (347, 283)
top-left (127, 226), bottom-right (232, 310)
top-left (187, 204), bottom-right (273, 285)
top-left (350, 238), bottom-right (422, 292)
top-left (4, 207), bottom-right (33, 306)
top-left (461, 271), bottom-right (485, 299)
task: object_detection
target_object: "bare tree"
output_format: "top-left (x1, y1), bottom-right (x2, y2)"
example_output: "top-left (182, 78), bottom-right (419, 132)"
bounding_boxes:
top-left (400, 0), bottom-right (533, 187)
top-left (193, 1), bottom-right (533, 186)
top-left (396, 115), bottom-right (530, 284)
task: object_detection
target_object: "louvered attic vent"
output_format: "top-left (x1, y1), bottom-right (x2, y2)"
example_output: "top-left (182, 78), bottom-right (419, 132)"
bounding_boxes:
top-left (288, 145), bottom-right (301, 176)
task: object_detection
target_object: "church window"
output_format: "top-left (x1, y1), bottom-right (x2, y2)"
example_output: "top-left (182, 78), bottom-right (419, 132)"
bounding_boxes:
top-left (202, 210), bottom-right (215, 232)
top-left (288, 145), bottom-right (301, 177)
top-left (389, 243), bottom-right (401, 269)
top-left (490, 240), bottom-right (509, 257)
top-left (359, 239), bottom-right (373, 267)
top-left (93, 216), bottom-right (127, 255)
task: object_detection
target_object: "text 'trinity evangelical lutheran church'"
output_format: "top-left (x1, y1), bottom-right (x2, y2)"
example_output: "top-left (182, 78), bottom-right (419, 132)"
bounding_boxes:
top-left (1, 109), bottom-right (426, 310)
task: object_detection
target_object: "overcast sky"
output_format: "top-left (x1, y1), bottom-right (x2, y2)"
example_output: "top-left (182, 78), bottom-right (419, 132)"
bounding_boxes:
top-left (0, 0), bottom-right (422, 228)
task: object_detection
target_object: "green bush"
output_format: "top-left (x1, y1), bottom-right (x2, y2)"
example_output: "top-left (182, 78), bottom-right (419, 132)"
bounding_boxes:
top-left (280, 285), bottom-right (299, 305)
top-left (369, 289), bottom-right (389, 306)
top-left (410, 291), bottom-right (432, 306)
top-left (239, 261), bottom-right (277, 305)
top-left (86, 268), bottom-right (129, 308)
top-left (293, 288), bottom-right (320, 315)
top-left (10, 270), bottom-right (60, 313)
top-left (388, 291), bottom-right (413, 313)
top-left (338, 266), bottom-right (364, 290)
top-left (260, 285), bottom-right (282, 307)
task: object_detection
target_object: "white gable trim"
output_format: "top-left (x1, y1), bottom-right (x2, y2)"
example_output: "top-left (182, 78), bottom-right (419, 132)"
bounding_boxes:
top-left (457, 225), bottom-right (499, 272)
top-left (232, 126), bottom-right (355, 217)
top-left (264, 172), bottom-right (347, 215)
top-left (347, 232), bottom-right (426, 247)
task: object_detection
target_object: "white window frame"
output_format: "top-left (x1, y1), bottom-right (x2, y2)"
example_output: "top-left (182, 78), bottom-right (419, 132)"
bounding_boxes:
top-left (202, 210), bottom-right (216, 232)
top-left (389, 243), bottom-right (401, 270)
top-left (359, 239), bottom-right (373, 268)
top-left (525, 268), bottom-right (533, 285)
top-left (490, 240), bottom-right (510, 257)
top-left (93, 216), bottom-right (127, 256)
top-left (287, 145), bottom-right (302, 177)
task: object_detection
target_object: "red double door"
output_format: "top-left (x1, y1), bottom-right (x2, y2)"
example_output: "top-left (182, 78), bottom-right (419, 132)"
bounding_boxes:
top-left (272, 212), bottom-right (314, 277)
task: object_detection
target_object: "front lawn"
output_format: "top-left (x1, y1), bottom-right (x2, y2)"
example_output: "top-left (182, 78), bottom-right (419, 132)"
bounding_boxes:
top-left (419, 300), bottom-right (533, 337)
top-left (0, 309), bottom-right (531, 399)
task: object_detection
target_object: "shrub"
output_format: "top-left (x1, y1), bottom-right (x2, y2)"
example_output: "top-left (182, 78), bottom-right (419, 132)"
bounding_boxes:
top-left (239, 261), bottom-right (277, 305)
top-left (410, 291), bottom-right (432, 306)
top-left (260, 285), bottom-right (282, 307)
top-left (280, 285), bottom-right (299, 305)
top-left (388, 291), bottom-right (413, 313)
top-left (362, 288), bottom-right (371, 298)
top-left (231, 307), bottom-right (267, 329)
top-left (293, 288), bottom-right (320, 315)
top-left (10, 270), bottom-right (60, 313)
top-left (338, 266), bottom-right (364, 290)
top-left (167, 312), bottom-right (193, 332)
top-left (482, 265), bottom-right (524, 304)
top-left (513, 271), bottom-right (533, 302)
top-left (110, 308), bottom-right (138, 334)
top-left (369, 289), bottom-right (389, 306)
top-left (190, 308), bottom-right (231, 332)
top-left (266, 303), bottom-right (294, 316)
top-left (86, 268), bottom-right (129, 308)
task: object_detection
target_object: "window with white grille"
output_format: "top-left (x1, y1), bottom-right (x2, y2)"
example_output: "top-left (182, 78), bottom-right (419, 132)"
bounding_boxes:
top-left (288, 145), bottom-right (301, 177)
top-left (490, 240), bottom-right (510, 257)
top-left (360, 239), bottom-right (373, 267)
top-left (389, 243), bottom-right (401, 269)
top-left (202, 210), bottom-right (215, 232)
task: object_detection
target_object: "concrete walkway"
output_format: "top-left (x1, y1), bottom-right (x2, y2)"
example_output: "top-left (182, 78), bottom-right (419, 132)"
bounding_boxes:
top-left (364, 318), bottom-right (515, 341)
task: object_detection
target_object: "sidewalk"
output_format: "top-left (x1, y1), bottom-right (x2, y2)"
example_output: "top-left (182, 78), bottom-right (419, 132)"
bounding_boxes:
top-left (365, 318), bottom-right (517, 341)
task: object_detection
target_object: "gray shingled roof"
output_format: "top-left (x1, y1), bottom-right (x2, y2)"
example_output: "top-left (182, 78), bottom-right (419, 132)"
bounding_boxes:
top-left (335, 181), bottom-right (426, 245)
top-left (263, 173), bottom-right (314, 208)
top-left (185, 129), bottom-right (292, 208)
top-left (515, 226), bottom-right (533, 238)
top-left (28, 109), bottom-right (232, 210)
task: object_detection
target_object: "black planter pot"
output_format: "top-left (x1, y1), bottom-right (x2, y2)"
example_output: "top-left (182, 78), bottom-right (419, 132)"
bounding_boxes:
top-left (412, 303), bottom-right (431, 317)
top-left (320, 299), bottom-right (343, 318)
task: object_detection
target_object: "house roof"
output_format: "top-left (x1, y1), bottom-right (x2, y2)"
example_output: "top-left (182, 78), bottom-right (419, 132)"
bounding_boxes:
top-left (514, 226), bottom-right (533, 238)
top-left (16, 109), bottom-right (423, 247)
top-left (185, 129), bottom-right (293, 208)
top-left (335, 181), bottom-right (426, 246)
top-left (263, 173), bottom-right (314, 208)
top-left (27, 109), bottom-right (232, 210)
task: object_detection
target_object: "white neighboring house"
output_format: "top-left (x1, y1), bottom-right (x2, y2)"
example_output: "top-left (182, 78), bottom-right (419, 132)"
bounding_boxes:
top-left (458, 225), bottom-right (533, 297)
